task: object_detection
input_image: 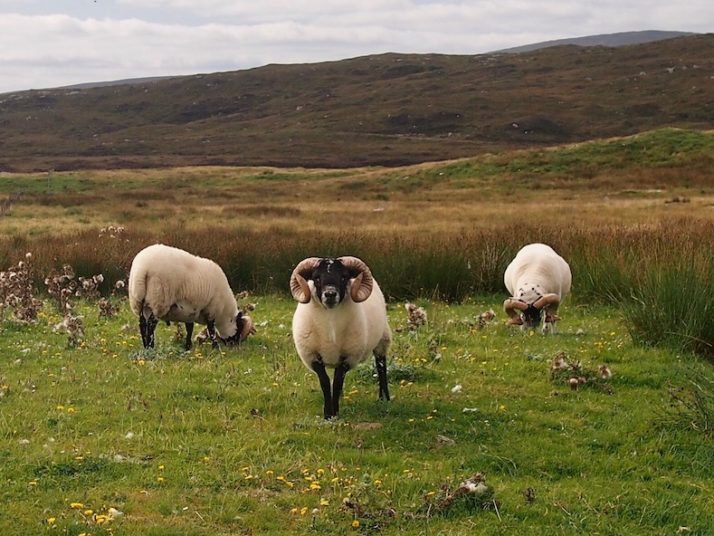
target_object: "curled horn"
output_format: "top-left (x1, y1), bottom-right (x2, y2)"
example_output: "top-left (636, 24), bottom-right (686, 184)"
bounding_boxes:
top-left (338, 256), bottom-right (374, 303)
top-left (533, 293), bottom-right (560, 310)
top-left (290, 257), bottom-right (321, 303)
top-left (503, 298), bottom-right (528, 325)
top-left (239, 314), bottom-right (256, 342)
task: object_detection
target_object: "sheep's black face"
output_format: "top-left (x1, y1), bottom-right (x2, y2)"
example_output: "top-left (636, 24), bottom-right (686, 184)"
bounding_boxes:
top-left (522, 304), bottom-right (542, 329)
top-left (223, 312), bottom-right (245, 346)
top-left (311, 259), bottom-right (351, 309)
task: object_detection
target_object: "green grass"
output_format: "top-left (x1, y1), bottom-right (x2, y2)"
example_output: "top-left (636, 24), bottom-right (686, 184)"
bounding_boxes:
top-left (1, 296), bottom-right (712, 535)
top-left (402, 128), bottom-right (714, 189)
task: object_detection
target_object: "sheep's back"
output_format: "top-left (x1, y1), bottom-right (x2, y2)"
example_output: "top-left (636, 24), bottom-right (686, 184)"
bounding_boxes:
top-left (504, 244), bottom-right (571, 297)
top-left (128, 244), bottom-right (226, 318)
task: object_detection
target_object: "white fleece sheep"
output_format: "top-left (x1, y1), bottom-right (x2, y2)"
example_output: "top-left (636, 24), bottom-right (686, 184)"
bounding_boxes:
top-left (503, 243), bottom-right (572, 332)
top-left (290, 256), bottom-right (391, 419)
top-left (128, 244), bottom-right (253, 349)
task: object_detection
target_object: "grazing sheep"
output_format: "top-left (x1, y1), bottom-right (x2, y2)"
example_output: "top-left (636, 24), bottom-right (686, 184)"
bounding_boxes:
top-left (128, 244), bottom-right (254, 350)
top-left (290, 256), bottom-right (391, 419)
top-left (503, 243), bottom-right (571, 333)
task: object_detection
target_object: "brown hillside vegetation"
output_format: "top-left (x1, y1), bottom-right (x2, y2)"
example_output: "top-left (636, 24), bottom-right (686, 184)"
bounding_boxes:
top-left (0, 34), bottom-right (712, 171)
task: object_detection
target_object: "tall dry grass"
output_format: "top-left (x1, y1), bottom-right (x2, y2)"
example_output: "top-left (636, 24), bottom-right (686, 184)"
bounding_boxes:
top-left (0, 219), bottom-right (709, 299)
top-left (6, 219), bottom-right (712, 356)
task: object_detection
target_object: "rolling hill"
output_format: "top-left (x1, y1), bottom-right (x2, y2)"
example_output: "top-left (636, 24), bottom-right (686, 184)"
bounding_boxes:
top-left (0, 33), bottom-right (712, 172)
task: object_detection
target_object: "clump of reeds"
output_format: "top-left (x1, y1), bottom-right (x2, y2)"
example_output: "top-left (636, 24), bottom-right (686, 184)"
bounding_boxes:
top-left (618, 254), bottom-right (714, 359)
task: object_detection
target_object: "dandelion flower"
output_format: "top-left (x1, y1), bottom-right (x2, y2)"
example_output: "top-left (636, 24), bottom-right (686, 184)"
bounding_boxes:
top-left (320, 498), bottom-right (329, 506)
top-left (70, 502), bottom-right (84, 509)
top-left (352, 519), bottom-right (360, 528)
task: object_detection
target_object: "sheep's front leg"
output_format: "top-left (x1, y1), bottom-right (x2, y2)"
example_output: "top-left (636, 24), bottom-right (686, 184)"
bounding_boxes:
top-left (331, 361), bottom-right (350, 418)
top-left (206, 320), bottom-right (219, 349)
top-left (375, 353), bottom-right (390, 401)
top-left (184, 322), bottom-right (194, 350)
top-left (311, 358), bottom-right (333, 419)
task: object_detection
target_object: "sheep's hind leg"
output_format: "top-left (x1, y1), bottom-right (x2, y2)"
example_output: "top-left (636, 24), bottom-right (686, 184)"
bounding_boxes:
top-left (374, 352), bottom-right (390, 401)
top-left (140, 313), bottom-right (158, 348)
top-left (311, 358), bottom-right (333, 419)
top-left (331, 361), bottom-right (350, 418)
top-left (184, 322), bottom-right (194, 350)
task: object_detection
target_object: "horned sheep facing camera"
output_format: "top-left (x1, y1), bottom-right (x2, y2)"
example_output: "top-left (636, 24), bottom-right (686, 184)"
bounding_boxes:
top-left (290, 256), bottom-right (391, 420)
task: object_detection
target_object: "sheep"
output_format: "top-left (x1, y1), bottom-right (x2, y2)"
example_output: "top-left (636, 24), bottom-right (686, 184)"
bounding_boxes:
top-left (290, 256), bottom-right (391, 419)
top-left (128, 244), bottom-right (254, 350)
top-left (503, 243), bottom-right (571, 333)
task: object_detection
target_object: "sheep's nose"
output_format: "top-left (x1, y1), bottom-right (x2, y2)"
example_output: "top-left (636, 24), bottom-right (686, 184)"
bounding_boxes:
top-left (324, 289), bottom-right (337, 300)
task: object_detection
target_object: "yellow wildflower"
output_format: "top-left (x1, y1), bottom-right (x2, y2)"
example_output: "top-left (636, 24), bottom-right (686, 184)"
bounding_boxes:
top-left (352, 519), bottom-right (360, 528)
top-left (70, 502), bottom-right (84, 509)
top-left (320, 498), bottom-right (329, 506)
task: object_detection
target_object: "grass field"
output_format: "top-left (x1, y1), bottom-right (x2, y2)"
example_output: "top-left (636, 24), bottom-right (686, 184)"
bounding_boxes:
top-left (1, 297), bottom-right (712, 535)
top-left (0, 128), bottom-right (713, 534)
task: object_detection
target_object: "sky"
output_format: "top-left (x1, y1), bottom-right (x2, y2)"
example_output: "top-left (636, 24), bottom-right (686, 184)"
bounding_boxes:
top-left (0, 0), bottom-right (711, 93)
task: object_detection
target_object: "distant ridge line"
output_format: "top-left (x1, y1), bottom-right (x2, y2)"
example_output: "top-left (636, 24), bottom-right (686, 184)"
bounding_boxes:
top-left (495, 30), bottom-right (696, 53)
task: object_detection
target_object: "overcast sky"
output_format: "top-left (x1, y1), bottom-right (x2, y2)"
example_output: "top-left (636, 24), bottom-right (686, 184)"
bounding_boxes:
top-left (0, 0), bottom-right (711, 93)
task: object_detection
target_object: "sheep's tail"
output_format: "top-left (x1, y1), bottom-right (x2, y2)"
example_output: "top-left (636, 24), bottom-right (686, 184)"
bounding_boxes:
top-left (128, 268), bottom-right (147, 316)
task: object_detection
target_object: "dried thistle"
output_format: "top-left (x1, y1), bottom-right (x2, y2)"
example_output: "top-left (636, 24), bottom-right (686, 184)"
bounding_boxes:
top-left (0, 252), bottom-right (43, 322)
top-left (54, 313), bottom-right (85, 346)
top-left (45, 264), bottom-right (77, 312)
top-left (423, 472), bottom-right (498, 515)
top-left (99, 225), bottom-right (126, 239)
top-left (477, 309), bottom-right (496, 329)
top-left (550, 352), bottom-right (613, 391)
top-left (98, 297), bottom-right (118, 319)
top-left (405, 303), bottom-right (427, 329)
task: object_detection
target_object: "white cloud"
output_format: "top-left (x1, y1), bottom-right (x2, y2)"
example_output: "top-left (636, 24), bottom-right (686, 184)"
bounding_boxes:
top-left (0, 1), bottom-right (711, 92)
